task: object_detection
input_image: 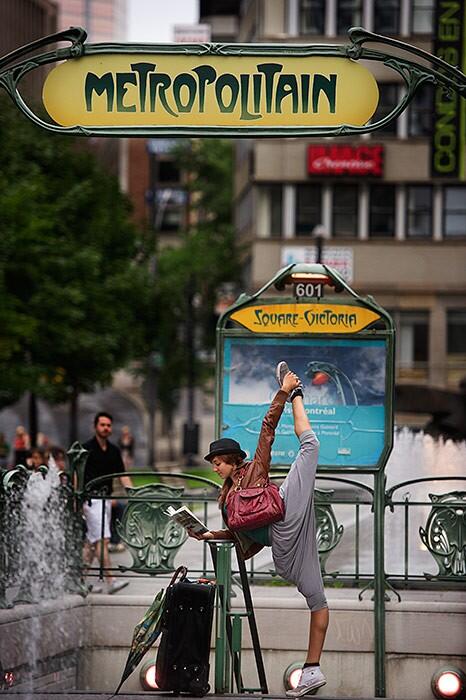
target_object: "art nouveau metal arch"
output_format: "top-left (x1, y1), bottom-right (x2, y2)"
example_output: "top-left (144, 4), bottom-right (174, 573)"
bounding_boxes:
top-left (0, 26), bottom-right (464, 138)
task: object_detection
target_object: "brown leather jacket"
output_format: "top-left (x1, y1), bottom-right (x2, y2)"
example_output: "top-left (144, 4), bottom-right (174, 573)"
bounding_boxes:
top-left (210, 389), bottom-right (288, 559)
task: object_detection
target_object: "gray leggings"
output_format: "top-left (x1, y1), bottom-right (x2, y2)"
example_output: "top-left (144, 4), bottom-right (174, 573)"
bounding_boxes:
top-left (271, 429), bottom-right (328, 612)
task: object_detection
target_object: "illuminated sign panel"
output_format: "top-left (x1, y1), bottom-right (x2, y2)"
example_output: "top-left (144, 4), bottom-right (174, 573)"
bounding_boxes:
top-left (42, 54), bottom-right (379, 130)
top-left (307, 144), bottom-right (384, 176)
top-left (221, 336), bottom-right (387, 467)
top-left (231, 303), bottom-right (381, 334)
top-left (431, 0), bottom-right (466, 179)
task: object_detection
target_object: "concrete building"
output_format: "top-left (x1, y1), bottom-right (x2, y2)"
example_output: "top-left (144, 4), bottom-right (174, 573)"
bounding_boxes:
top-left (200, 0), bottom-right (466, 432)
top-left (54, 0), bottom-right (126, 41)
top-left (1, 0), bottom-right (57, 101)
top-left (52, 0), bottom-right (128, 177)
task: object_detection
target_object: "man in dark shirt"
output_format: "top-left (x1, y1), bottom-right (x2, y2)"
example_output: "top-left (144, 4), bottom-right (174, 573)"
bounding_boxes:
top-left (83, 411), bottom-right (133, 594)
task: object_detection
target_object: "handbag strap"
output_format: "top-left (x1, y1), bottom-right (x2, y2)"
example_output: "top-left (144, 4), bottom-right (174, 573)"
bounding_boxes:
top-left (169, 565), bottom-right (188, 586)
top-left (233, 467), bottom-right (269, 492)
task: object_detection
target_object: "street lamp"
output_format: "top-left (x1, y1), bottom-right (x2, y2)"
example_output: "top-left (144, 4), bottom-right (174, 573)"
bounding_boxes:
top-left (312, 224), bottom-right (327, 264)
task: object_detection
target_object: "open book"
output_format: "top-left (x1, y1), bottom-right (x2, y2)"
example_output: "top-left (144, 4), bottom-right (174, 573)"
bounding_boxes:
top-left (165, 505), bottom-right (209, 536)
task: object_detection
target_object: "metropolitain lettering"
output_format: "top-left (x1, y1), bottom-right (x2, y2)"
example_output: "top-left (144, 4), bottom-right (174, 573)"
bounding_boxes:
top-left (84, 62), bottom-right (337, 118)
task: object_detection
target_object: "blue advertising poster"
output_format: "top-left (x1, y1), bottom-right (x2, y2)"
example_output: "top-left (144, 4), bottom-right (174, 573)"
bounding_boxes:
top-left (221, 337), bottom-right (386, 468)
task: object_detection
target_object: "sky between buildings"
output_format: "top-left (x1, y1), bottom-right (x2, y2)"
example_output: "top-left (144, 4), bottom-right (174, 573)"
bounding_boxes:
top-left (127, 0), bottom-right (198, 42)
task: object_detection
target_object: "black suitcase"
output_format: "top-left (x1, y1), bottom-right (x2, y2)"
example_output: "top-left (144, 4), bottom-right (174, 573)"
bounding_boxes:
top-left (156, 567), bottom-right (216, 696)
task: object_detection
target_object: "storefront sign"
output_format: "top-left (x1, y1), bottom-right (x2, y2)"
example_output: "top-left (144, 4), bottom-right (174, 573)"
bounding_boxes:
top-left (281, 247), bottom-right (353, 283)
top-left (307, 144), bottom-right (384, 176)
top-left (42, 53), bottom-right (379, 131)
top-left (431, 0), bottom-right (466, 179)
top-left (230, 303), bottom-right (380, 334)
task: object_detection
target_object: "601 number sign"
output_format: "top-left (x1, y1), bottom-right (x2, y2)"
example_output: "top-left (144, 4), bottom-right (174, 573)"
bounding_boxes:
top-left (294, 282), bottom-right (324, 298)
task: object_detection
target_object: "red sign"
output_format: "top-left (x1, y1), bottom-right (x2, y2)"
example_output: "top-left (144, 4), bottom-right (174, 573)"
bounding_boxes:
top-left (307, 144), bottom-right (384, 176)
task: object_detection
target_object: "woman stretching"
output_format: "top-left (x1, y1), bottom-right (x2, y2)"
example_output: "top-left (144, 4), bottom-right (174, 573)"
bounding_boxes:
top-left (189, 361), bottom-right (329, 696)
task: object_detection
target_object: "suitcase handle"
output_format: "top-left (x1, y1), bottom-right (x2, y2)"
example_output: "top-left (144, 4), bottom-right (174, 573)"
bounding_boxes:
top-left (169, 566), bottom-right (188, 586)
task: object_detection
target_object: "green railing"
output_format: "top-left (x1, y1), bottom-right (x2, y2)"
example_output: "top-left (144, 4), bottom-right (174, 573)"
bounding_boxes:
top-left (1, 461), bottom-right (464, 695)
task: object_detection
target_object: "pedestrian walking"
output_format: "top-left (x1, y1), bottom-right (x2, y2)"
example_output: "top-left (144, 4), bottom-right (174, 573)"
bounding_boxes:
top-left (118, 425), bottom-right (135, 470)
top-left (13, 425), bottom-right (30, 465)
top-left (188, 362), bottom-right (329, 696)
top-left (82, 412), bottom-right (133, 594)
top-left (0, 432), bottom-right (10, 468)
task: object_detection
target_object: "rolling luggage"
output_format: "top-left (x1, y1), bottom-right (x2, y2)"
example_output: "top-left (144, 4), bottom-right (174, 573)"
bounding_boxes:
top-left (155, 567), bottom-right (216, 696)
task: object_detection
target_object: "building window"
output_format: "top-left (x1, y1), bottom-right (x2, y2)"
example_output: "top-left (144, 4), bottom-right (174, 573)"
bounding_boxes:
top-left (447, 310), bottom-right (466, 385)
top-left (296, 185), bottom-right (322, 236)
top-left (158, 159), bottom-right (180, 184)
top-left (337, 0), bottom-right (362, 35)
top-left (257, 184), bottom-right (283, 238)
top-left (399, 312), bottom-right (429, 375)
top-left (332, 184), bottom-right (358, 237)
top-left (374, 0), bottom-right (400, 35)
top-left (155, 188), bottom-right (187, 232)
top-left (372, 83), bottom-right (399, 135)
top-left (237, 187), bottom-right (253, 235)
top-left (406, 186), bottom-right (432, 238)
top-left (444, 186), bottom-right (466, 238)
top-left (408, 84), bottom-right (434, 137)
top-left (411, 0), bottom-right (434, 34)
top-left (447, 311), bottom-right (466, 355)
top-left (300, 0), bottom-right (325, 34)
top-left (369, 184), bottom-right (396, 237)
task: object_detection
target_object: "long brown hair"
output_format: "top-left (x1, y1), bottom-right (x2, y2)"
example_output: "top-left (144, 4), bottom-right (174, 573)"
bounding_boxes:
top-left (216, 453), bottom-right (245, 506)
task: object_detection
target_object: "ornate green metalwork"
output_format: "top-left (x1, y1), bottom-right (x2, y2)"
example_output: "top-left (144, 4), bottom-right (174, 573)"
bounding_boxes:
top-left (315, 488), bottom-right (344, 575)
top-left (67, 441), bottom-right (89, 493)
top-left (0, 27), bottom-right (464, 138)
top-left (420, 491), bottom-right (466, 580)
top-left (116, 484), bottom-right (188, 573)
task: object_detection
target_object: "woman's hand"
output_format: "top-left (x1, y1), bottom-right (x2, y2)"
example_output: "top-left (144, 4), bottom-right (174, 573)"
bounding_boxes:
top-left (282, 371), bottom-right (301, 395)
top-left (186, 528), bottom-right (215, 541)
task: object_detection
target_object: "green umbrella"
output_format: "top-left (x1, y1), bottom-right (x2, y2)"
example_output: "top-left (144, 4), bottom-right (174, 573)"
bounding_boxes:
top-left (113, 588), bottom-right (166, 695)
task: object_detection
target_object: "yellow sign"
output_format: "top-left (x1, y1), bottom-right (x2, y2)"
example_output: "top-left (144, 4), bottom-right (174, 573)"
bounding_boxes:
top-left (230, 304), bottom-right (381, 333)
top-left (42, 53), bottom-right (379, 129)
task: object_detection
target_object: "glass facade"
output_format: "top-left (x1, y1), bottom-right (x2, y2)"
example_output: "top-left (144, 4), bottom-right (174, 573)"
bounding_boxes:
top-left (332, 184), bottom-right (358, 237)
top-left (337, 0), bottom-right (362, 35)
top-left (296, 184), bottom-right (322, 236)
top-left (373, 83), bottom-right (399, 135)
top-left (369, 185), bottom-right (396, 237)
top-left (374, 0), bottom-right (400, 34)
top-left (299, 0), bottom-right (325, 34)
top-left (406, 186), bottom-right (432, 238)
top-left (411, 0), bottom-right (434, 33)
top-left (444, 187), bottom-right (466, 238)
top-left (408, 84), bottom-right (434, 137)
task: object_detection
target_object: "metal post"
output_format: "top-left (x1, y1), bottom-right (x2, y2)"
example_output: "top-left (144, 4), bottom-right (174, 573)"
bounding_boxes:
top-left (374, 470), bottom-right (386, 697)
top-left (213, 541), bottom-right (234, 693)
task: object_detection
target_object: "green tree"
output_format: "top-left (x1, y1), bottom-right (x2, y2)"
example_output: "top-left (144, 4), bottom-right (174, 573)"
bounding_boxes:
top-left (0, 96), bottom-right (151, 440)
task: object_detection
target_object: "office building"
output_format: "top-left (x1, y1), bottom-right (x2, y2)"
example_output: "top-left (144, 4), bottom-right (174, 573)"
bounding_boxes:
top-left (200, 0), bottom-right (466, 431)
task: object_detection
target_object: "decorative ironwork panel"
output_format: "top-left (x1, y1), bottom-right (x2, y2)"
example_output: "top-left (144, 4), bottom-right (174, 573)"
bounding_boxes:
top-left (117, 483), bottom-right (188, 573)
top-left (419, 491), bottom-right (466, 579)
top-left (315, 488), bottom-right (344, 574)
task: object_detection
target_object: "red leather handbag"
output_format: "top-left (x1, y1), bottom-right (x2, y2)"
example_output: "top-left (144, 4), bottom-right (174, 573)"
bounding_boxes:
top-left (226, 472), bottom-right (285, 531)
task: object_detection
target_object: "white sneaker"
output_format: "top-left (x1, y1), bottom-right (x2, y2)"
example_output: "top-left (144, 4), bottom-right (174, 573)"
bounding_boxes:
top-left (106, 580), bottom-right (129, 595)
top-left (286, 666), bottom-right (326, 697)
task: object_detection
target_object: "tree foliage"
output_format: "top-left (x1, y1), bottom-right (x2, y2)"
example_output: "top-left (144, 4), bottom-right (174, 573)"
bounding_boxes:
top-left (0, 96), bottom-right (151, 413)
top-left (150, 139), bottom-right (241, 419)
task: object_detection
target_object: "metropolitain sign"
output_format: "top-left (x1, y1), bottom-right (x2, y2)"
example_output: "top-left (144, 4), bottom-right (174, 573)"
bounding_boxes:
top-left (42, 53), bottom-right (379, 133)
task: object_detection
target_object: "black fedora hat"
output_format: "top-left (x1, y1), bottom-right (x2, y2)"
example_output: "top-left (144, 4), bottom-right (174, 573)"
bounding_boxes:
top-left (204, 438), bottom-right (247, 462)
